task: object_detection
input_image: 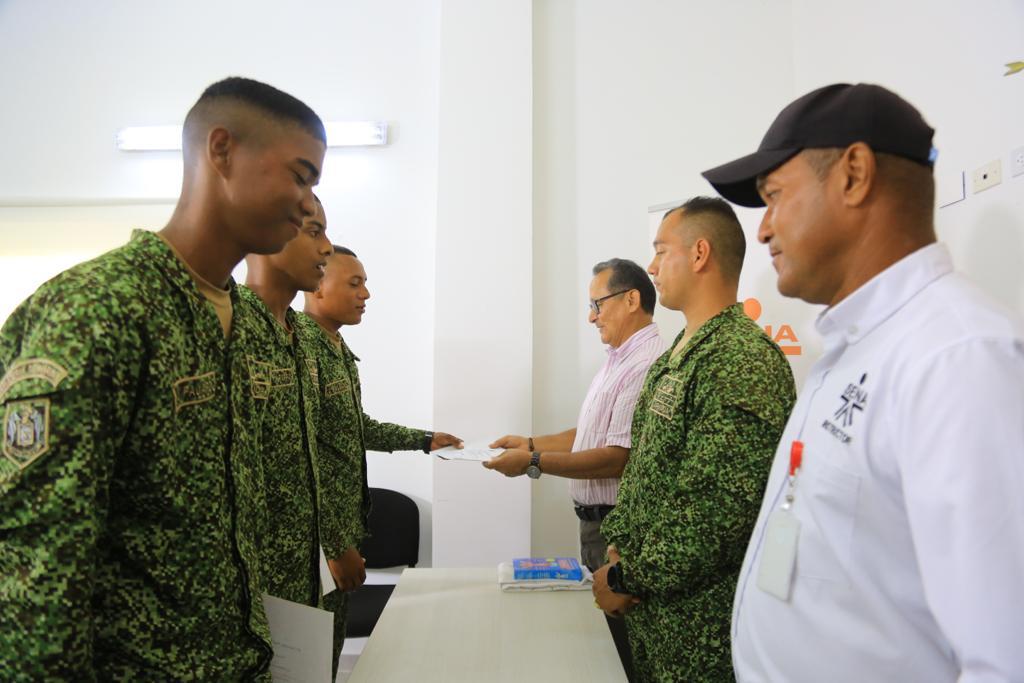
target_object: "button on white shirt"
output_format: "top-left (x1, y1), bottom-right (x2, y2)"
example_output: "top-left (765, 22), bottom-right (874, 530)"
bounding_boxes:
top-left (732, 243), bottom-right (1024, 682)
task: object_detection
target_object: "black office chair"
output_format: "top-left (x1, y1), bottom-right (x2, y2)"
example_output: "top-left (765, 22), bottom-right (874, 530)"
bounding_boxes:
top-left (345, 487), bottom-right (420, 637)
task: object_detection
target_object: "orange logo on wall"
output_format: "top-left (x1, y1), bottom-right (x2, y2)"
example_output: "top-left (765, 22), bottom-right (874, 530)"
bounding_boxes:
top-left (743, 298), bottom-right (802, 356)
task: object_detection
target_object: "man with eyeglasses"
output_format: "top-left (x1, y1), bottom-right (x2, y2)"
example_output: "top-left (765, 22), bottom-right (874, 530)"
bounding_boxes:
top-left (593, 197), bottom-right (796, 682)
top-left (486, 257), bottom-right (663, 680)
top-left (486, 258), bottom-right (663, 570)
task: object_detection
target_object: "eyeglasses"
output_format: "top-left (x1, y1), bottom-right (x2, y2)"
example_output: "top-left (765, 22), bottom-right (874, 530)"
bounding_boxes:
top-left (589, 289), bottom-right (632, 316)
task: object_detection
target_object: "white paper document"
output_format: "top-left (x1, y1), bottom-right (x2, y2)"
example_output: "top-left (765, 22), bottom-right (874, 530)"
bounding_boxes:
top-left (434, 445), bottom-right (501, 462)
top-left (262, 594), bottom-right (334, 683)
top-left (319, 547), bottom-right (336, 597)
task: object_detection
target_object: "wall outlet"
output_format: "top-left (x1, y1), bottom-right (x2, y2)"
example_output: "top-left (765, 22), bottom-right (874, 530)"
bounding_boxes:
top-left (971, 159), bottom-right (1002, 193)
top-left (1012, 146), bottom-right (1024, 178)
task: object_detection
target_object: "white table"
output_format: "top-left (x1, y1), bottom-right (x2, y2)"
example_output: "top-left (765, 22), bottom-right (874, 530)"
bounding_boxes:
top-left (347, 568), bottom-right (628, 682)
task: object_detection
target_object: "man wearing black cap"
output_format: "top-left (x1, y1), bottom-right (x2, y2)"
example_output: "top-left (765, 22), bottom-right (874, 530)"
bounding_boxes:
top-left (703, 83), bottom-right (1024, 681)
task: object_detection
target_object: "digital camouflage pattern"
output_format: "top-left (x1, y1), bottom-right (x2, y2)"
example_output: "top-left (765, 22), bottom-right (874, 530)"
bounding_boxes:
top-left (236, 287), bottom-right (322, 607)
top-left (0, 230), bottom-right (274, 681)
top-left (293, 312), bottom-right (426, 664)
top-left (602, 303), bottom-right (796, 682)
top-left (321, 588), bottom-right (349, 679)
top-left (294, 313), bottom-right (426, 559)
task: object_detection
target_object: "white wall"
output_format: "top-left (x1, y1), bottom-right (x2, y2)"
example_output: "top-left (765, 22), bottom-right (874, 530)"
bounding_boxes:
top-left (0, 0), bottom-right (443, 566)
top-left (531, 0), bottom-right (801, 557)
top-left (0, 205), bottom-right (174, 323)
top-left (530, 0), bottom-right (1024, 557)
top-left (789, 0), bottom-right (1024, 314)
top-left (430, 0), bottom-right (534, 567)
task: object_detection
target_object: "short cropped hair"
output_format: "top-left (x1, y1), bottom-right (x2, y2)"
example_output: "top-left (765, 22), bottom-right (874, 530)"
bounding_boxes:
top-left (663, 196), bottom-right (746, 283)
top-left (801, 148), bottom-right (844, 180)
top-left (592, 258), bottom-right (656, 314)
top-left (801, 147), bottom-right (935, 220)
top-left (331, 245), bottom-right (357, 258)
top-left (182, 77), bottom-right (326, 159)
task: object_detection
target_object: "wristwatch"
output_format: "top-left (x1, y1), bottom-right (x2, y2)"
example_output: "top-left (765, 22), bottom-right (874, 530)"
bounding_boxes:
top-left (526, 451), bottom-right (542, 479)
top-left (607, 562), bottom-right (630, 594)
top-left (421, 431), bottom-right (434, 453)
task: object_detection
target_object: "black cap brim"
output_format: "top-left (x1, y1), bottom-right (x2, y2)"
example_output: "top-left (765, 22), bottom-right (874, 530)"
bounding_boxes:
top-left (701, 148), bottom-right (802, 208)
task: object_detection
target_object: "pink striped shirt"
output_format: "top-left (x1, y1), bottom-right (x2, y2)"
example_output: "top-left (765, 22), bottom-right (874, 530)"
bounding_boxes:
top-left (570, 323), bottom-right (666, 505)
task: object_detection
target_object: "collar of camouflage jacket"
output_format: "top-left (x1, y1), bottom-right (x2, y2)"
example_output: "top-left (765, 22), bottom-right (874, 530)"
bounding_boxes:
top-left (334, 333), bottom-right (360, 363)
top-left (133, 229), bottom-right (239, 305)
top-left (666, 302), bottom-right (746, 369)
top-left (293, 312), bottom-right (361, 363)
top-left (235, 285), bottom-right (297, 348)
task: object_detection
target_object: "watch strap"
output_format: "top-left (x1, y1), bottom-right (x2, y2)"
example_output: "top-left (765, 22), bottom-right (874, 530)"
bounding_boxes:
top-left (608, 562), bottom-right (630, 594)
top-left (421, 430), bottom-right (434, 453)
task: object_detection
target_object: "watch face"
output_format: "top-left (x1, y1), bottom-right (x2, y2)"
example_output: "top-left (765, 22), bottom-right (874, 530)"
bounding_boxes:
top-left (526, 465), bottom-right (541, 479)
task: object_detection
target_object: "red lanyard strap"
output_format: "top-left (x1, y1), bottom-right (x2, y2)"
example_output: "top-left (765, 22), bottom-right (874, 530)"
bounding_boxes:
top-left (789, 440), bottom-right (803, 477)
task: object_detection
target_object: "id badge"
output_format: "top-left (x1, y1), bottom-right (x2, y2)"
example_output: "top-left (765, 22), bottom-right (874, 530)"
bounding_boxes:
top-left (756, 508), bottom-right (800, 601)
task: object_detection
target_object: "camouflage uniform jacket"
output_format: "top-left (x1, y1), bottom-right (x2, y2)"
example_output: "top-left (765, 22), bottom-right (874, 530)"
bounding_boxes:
top-left (236, 287), bottom-right (322, 606)
top-left (601, 303), bottom-right (796, 683)
top-left (0, 230), bottom-right (274, 681)
top-left (293, 313), bottom-right (426, 558)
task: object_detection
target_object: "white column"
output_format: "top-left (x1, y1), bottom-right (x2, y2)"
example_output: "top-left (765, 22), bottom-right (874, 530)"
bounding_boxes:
top-left (431, 0), bottom-right (534, 567)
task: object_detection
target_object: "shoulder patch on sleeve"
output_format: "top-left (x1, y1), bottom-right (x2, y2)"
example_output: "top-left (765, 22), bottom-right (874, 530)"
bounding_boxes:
top-left (3, 398), bottom-right (50, 470)
top-left (0, 359), bottom-right (69, 401)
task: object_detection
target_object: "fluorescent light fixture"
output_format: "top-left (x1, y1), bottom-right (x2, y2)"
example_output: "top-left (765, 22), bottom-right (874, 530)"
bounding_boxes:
top-left (116, 121), bottom-right (389, 151)
top-left (324, 121), bottom-right (388, 146)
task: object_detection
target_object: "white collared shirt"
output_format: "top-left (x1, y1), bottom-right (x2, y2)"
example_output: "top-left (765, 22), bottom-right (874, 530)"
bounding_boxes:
top-left (732, 243), bottom-right (1024, 682)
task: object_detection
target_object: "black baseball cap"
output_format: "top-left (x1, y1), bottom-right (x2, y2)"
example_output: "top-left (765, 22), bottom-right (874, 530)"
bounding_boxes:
top-left (702, 83), bottom-right (937, 207)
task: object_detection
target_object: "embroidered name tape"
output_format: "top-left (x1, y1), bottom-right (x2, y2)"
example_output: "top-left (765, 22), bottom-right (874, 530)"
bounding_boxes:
top-left (325, 378), bottom-right (349, 398)
top-left (172, 372), bottom-right (218, 412)
top-left (650, 375), bottom-right (685, 419)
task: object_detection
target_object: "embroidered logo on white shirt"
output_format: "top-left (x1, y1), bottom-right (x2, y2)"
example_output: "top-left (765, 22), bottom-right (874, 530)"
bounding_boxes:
top-left (821, 373), bottom-right (868, 443)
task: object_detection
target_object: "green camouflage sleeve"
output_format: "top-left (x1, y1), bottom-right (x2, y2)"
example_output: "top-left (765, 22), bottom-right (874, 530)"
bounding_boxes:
top-left (296, 316), bottom-right (425, 557)
top-left (0, 278), bottom-right (140, 679)
top-left (316, 424), bottom-right (366, 559)
top-left (362, 415), bottom-right (426, 454)
top-left (296, 324), bottom-right (367, 559)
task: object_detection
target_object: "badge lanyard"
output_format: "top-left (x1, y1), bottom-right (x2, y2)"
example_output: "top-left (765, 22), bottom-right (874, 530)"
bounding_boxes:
top-left (755, 439), bottom-right (805, 601)
top-left (782, 440), bottom-right (803, 510)
top-left (745, 365), bottom-right (833, 607)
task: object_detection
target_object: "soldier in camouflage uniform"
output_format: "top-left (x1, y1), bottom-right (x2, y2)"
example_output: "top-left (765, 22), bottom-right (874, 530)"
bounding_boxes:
top-left (0, 77), bottom-right (326, 680)
top-left (238, 196), bottom-right (334, 607)
top-left (298, 244), bottom-right (462, 676)
top-left (595, 197), bottom-right (796, 682)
